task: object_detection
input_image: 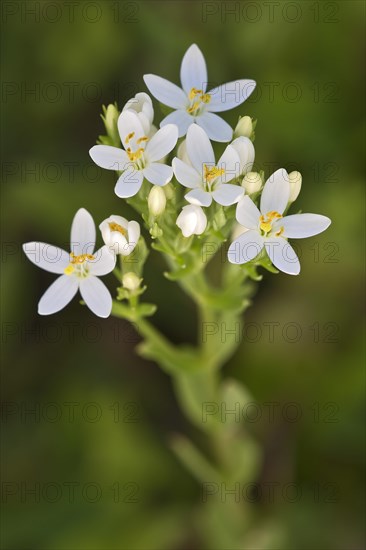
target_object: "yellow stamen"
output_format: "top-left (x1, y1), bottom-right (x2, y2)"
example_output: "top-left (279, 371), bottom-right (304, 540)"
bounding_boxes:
top-left (259, 211), bottom-right (283, 233)
top-left (204, 164), bottom-right (225, 183)
top-left (187, 101), bottom-right (200, 114)
top-left (109, 222), bottom-right (127, 236)
top-left (64, 253), bottom-right (95, 275)
top-left (187, 88), bottom-right (211, 113)
top-left (137, 136), bottom-right (149, 144)
top-left (189, 87), bottom-right (203, 100)
top-left (125, 132), bottom-right (135, 144)
top-left (126, 148), bottom-right (144, 162)
top-left (275, 226), bottom-right (284, 237)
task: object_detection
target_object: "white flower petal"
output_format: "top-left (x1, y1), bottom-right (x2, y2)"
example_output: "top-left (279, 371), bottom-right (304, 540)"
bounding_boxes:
top-left (197, 112), bottom-right (233, 142)
top-left (212, 184), bottom-right (244, 206)
top-left (264, 237), bottom-right (300, 275)
top-left (236, 196), bottom-right (261, 229)
top-left (89, 145), bottom-right (128, 171)
top-left (70, 208), bottom-right (96, 256)
top-left (208, 79), bottom-right (256, 112)
top-left (230, 137), bottom-right (255, 175)
top-left (161, 110), bottom-right (193, 137)
top-left (279, 214), bottom-right (331, 239)
top-left (88, 246), bottom-right (116, 276)
top-left (79, 277), bottom-right (112, 318)
top-left (227, 230), bottom-right (264, 265)
top-left (186, 124), bottom-right (215, 174)
top-left (260, 168), bottom-right (290, 215)
top-left (23, 243), bottom-right (70, 274)
top-left (185, 188), bottom-right (212, 207)
top-left (145, 124), bottom-right (178, 162)
top-left (172, 157), bottom-right (201, 188)
top-left (143, 74), bottom-right (187, 109)
top-left (180, 44), bottom-right (208, 94)
top-left (217, 144), bottom-right (241, 183)
top-left (118, 110), bottom-right (145, 149)
top-left (38, 275), bottom-right (79, 315)
top-left (127, 221), bottom-right (140, 248)
top-left (143, 163), bottom-right (173, 186)
top-left (114, 169), bottom-right (143, 198)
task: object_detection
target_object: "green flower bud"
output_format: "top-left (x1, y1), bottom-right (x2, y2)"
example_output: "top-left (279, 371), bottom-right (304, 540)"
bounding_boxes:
top-left (122, 272), bottom-right (141, 291)
top-left (234, 116), bottom-right (253, 139)
top-left (101, 103), bottom-right (120, 144)
top-left (242, 171), bottom-right (262, 194)
top-left (288, 171), bottom-right (302, 202)
top-left (148, 186), bottom-right (166, 216)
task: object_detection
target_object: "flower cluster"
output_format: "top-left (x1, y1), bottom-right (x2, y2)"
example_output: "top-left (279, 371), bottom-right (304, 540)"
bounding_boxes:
top-left (23, 44), bottom-right (331, 318)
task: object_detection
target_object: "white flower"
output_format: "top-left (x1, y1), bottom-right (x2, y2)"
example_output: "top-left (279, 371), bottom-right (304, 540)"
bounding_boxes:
top-left (89, 110), bottom-right (178, 198)
top-left (172, 124), bottom-right (243, 207)
top-left (176, 204), bottom-right (207, 237)
top-left (99, 215), bottom-right (140, 256)
top-left (228, 169), bottom-right (331, 275)
top-left (122, 92), bottom-right (155, 136)
top-left (23, 209), bottom-right (116, 317)
top-left (144, 44), bottom-right (256, 142)
top-left (148, 186), bottom-right (166, 216)
top-left (230, 136), bottom-right (255, 176)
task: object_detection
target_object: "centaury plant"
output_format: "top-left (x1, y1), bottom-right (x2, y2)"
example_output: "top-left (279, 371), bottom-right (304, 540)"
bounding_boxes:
top-left (23, 44), bottom-right (331, 547)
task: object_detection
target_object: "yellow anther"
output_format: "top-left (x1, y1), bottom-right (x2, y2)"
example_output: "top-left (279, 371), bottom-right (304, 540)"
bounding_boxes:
top-left (200, 93), bottom-right (211, 104)
top-left (187, 101), bottom-right (200, 114)
top-left (126, 147), bottom-right (144, 162)
top-left (64, 264), bottom-right (75, 275)
top-left (204, 164), bottom-right (225, 183)
top-left (189, 87), bottom-right (203, 100)
top-left (137, 136), bottom-right (149, 144)
top-left (275, 226), bottom-right (284, 237)
top-left (109, 222), bottom-right (127, 236)
top-left (259, 211), bottom-right (283, 234)
top-left (125, 132), bottom-right (135, 144)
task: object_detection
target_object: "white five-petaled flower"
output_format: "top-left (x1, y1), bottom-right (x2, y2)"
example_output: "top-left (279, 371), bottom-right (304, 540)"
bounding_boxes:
top-left (89, 110), bottom-right (178, 198)
top-left (176, 205), bottom-right (207, 238)
top-left (23, 209), bottom-right (116, 317)
top-left (99, 215), bottom-right (140, 256)
top-left (172, 124), bottom-right (243, 207)
top-left (144, 44), bottom-right (256, 142)
top-left (228, 169), bottom-right (331, 275)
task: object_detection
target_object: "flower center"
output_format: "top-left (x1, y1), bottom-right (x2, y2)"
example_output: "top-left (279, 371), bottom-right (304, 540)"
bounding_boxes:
top-left (109, 222), bottom-right (127, 236)
top-left (187, 88), bottom-right (211, 116)
top-left (64, 252), bottom-right (95, 277)
top-left (259, 211), bottom-right (283, 235)
top-left (203, 164), bottom-right (225, 190)
top-left (125, 132), bottom-right (149, 164)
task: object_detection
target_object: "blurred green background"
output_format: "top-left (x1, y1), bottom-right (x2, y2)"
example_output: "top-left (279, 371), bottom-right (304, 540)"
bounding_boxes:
top-left (1, 1), bottom-right (365, 549)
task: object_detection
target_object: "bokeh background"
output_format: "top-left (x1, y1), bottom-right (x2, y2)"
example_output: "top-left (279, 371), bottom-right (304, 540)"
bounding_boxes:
top-left (1, 1), bottom-right (365, 549)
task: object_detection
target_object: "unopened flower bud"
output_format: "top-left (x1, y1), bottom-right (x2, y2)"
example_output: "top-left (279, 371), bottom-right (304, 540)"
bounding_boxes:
top-left (242, 171), bottom-right (262, 194)
top-left (122, 272), bottom-right (141, 291)
top-left (176, 205), bottom-right (207, 238)
top-left (288, 171), bottom-right (302, 202)
top-left (148, 186), bottom-right (166, 216)
top-left (102, 104), bottom-right (119, 143)
top-left (234, 116), bottom-right (253, 139)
